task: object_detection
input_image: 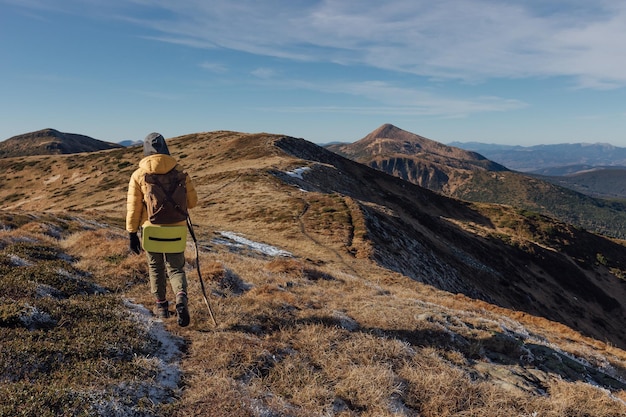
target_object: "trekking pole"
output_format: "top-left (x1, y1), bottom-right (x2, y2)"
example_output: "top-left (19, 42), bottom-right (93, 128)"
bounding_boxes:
top-left (186, 216), bottom-right (218, 326)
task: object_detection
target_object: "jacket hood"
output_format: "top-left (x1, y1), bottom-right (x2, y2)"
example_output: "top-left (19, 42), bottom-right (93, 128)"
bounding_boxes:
top-left (139, 154), bottom-right (178, 174)
top-left (143, 132), bottom-right (170, 156)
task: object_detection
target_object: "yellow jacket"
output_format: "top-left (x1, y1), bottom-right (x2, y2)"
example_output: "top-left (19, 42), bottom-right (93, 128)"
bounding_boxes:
top-left (126, 154), bottom-right (198, 233)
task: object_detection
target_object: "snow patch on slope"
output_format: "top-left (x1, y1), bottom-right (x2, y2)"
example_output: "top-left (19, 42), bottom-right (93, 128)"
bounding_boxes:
top-left (216, 231), bottom-right (292, 257)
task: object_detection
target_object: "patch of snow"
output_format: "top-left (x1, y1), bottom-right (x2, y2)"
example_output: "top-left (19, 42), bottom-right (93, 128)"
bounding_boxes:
top-left (217, 231), bottom-right (292, 257)
top-left (10, 235), bottom-right (39, 244)
top-left (285, 166), bottom-right (310, 180)
top-left (19, 304), bottom-right (57, 330)
top-left (69, 216), bottom-right (111, 230)
top-left (41, 222), bottom-right (64, 239)
top-left (9, 254), bottom-right (32, 267)
top-left (53, 301), bottom-right (186, 416)
top-left (58, 253), bottom-right (74, 262)
top-left (35, 283), bottom-right (64, 299)
top-left (122, 300), bottom-right (185, 394)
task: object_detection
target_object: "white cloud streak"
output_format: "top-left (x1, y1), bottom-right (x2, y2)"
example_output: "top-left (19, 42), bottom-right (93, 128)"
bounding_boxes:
top-left (102, 0), bottom-right (626, 89)
top-left (7, 0), bottom-right (626, 88)
top-left (255, 78), bottom-right (526, 117)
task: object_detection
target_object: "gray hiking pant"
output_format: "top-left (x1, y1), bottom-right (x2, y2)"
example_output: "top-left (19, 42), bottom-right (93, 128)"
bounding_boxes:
top-left (146, 251), bottom-right (187, 301)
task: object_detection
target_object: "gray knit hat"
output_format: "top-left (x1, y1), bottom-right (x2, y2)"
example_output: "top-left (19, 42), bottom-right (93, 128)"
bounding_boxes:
top-left (143, 132), bottom-right (170, 156)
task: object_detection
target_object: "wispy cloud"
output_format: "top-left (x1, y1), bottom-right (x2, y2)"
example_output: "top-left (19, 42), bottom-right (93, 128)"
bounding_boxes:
top-left (199, 62), bottom-right (228, 73)
top-left (106, 0), bottom-right (626, 89)
top-left (253, 78), bottom-right (526, 117)
top-left (9, 0), bottom-right (626, 89)
top-left (250, 67), bottom-right (278, 79)
top-left (329, 80), bottom-right (526, 114)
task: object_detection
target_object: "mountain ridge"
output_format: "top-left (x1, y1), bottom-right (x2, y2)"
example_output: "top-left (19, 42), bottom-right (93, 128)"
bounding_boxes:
top-left (0, 128), bottom-right (123, 158)
top-left (449, 140), bottom-right (626, 173)
top-left (2, 129), bottom-right (626, 414)
top-left (327, 124), bottom-right (626, 239)
top-left (327, 124), bottom-right (508, 195)
top-left (3, 130), bottom-right (626, 346)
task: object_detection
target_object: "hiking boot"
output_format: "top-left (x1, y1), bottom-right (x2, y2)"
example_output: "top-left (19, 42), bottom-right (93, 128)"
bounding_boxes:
top-left (155, 300), bottom-right (169, 319)
top-left (176, 293), bottom-right (190, 327)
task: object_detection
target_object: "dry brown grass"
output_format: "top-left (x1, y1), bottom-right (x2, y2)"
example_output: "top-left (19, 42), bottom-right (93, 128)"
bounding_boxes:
top-left (3, 129), bottom-right (626, 416)
top-left (4, 209), bottom-right (626, 416)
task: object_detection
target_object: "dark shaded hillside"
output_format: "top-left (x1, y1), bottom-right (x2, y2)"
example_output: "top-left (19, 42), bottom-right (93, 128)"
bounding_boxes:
top-left (450, 170), bottom-right (626, 238)
top-left (0, 128), bottom-right (122, 158)
top-left (536, 168), bottom-right (626, 200)
top-left (275, 136), bottom-right (626, 350)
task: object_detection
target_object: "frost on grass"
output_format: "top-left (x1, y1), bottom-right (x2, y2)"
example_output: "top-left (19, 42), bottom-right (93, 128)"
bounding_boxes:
top-left (9, 254), bottom-right (32, 267)
top-left (56, 267), bottom-right (107, 295)
top-left (73, 300), bottom-right (187, 416)
top-left (19, 304), bottom-right (57, 330)
top-left (123, 300), bottom-right (184, 393)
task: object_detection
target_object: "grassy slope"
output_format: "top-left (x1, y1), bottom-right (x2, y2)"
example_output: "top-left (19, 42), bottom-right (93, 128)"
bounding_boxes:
top-left (451, 170), bottom-right (626, 239)
top-left (1, 131), bottom-right (626, 415)
top-left (0, 212), bottom-right (183, 416)
top-left (3, 210), bottom-right (626, 416)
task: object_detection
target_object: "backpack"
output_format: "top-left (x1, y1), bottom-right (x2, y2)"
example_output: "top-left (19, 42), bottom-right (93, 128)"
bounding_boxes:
top-left (143, 168), bottom-right (189, 224)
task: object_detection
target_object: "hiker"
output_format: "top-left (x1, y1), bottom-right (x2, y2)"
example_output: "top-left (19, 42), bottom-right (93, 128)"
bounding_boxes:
top-left (126, 132), bottom-right (198, 327)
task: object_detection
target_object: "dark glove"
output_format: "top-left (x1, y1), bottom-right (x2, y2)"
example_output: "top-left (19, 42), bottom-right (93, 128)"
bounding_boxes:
top-left (129, 232), bottom-right (141, 254)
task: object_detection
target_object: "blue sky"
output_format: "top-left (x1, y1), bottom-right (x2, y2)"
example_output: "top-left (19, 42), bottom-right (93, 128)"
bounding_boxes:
top-left (1, 1), bottom-right (626, 146)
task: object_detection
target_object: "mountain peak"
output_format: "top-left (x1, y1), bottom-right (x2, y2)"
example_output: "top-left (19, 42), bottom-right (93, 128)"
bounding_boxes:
top-left (327, 124), bottom-right (507, 173)
top-left (365, 123), bottom-right (428, 143)
top-left (371, 123), bottom-right (403, 136)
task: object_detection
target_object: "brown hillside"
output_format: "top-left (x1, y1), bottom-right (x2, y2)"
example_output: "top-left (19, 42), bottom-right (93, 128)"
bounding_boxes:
top-left (3, 130), bottom-right (626, 415)
top-left (328, 124), bottom-right (626, 239)
top-left (2, 130), bottom-right (626, 350)
top-left (0, 128), bottom-right (123, 158)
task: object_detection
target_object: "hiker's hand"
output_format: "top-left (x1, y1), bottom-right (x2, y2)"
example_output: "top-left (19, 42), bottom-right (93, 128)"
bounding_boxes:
top-left (129, 232), bottom-right (141, 254)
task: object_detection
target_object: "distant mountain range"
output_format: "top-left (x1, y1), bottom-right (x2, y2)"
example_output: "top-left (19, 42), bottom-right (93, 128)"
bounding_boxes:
top-left (0, 128), bottom-right (122, 158)
top-left (449, 140), bottom-right (626, 201)
top-left (118, 139), bottom-right (142, 147)
top-left (327, 124), bottom-right (626, 238)
top-left (449, 141), bottom-right (626, 174)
